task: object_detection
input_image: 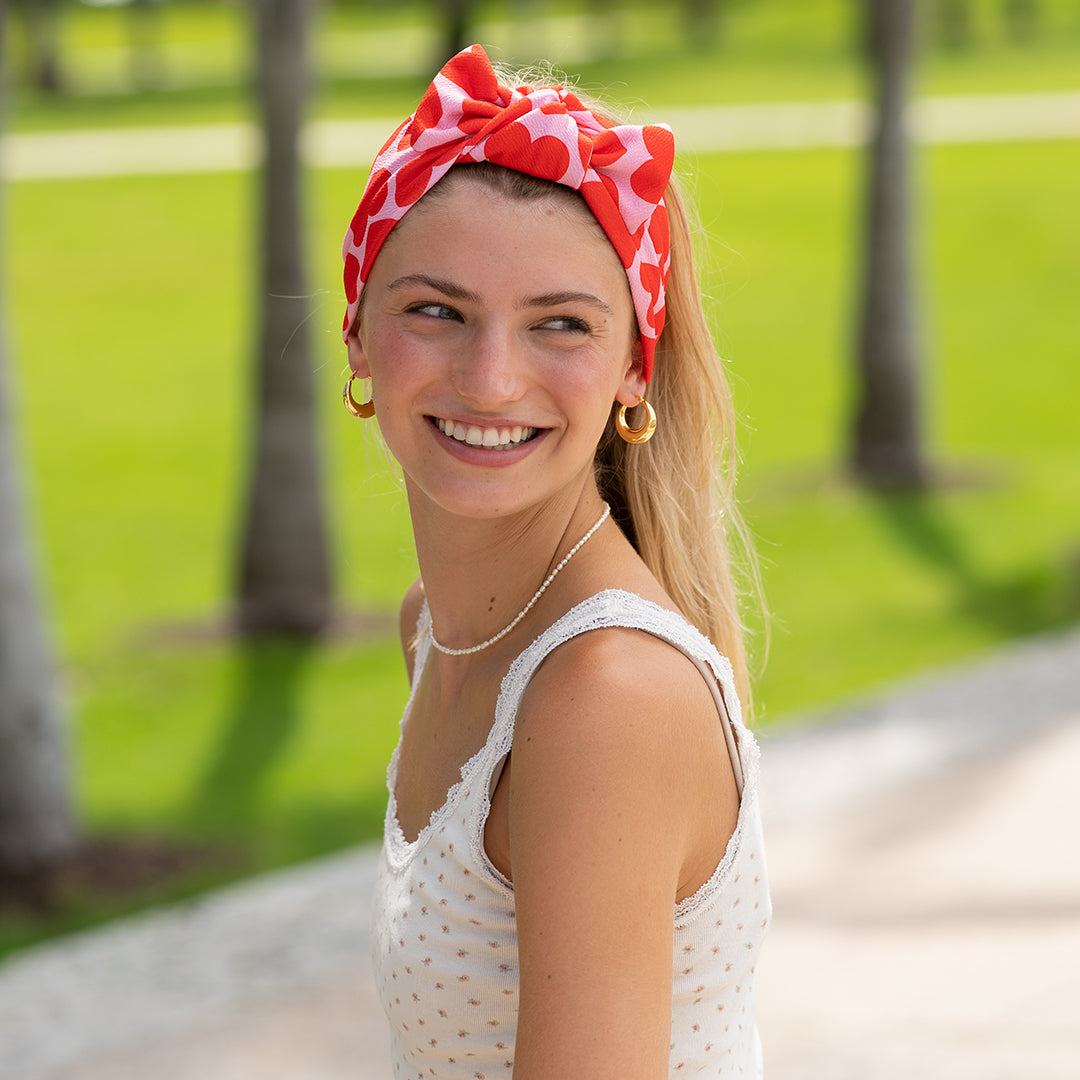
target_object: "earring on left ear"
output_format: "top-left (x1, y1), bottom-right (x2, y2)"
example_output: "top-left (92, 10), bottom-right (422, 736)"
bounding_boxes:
top-left (615, 396), bottom-right (657, 444)
top-left (343, 373), bottom-right (375, 419)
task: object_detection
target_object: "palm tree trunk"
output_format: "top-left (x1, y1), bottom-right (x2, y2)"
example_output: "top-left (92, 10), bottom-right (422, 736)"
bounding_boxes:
top-left (0, 12), bottom-right (76, 875)
top-left (0, 358), bottom-right (75, 877)
top-left (851, 0), bottom-right (928, 488)
top-left (14, 0), bottom-right (65, 93)
top-left (236, 0), bottom-right (331, 636)
top-left (436, 0), bottom-right (474, 66)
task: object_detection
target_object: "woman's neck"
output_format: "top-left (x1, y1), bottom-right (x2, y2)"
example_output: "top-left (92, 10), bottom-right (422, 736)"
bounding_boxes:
top-left (407, 482), bottom-right (609, 660)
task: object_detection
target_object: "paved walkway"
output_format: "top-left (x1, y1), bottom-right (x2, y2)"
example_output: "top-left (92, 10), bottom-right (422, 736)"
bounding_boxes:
top-left (3, 91), bottom-right (1080, 181)
top-left (1, 624), bottom-right (1078, 1079)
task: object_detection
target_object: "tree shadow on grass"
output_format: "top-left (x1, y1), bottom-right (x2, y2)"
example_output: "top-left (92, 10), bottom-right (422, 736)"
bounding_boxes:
top-left (867, 489), bottom-right (1078, 638)
top-left (188, 638), bottom-right (313, 832)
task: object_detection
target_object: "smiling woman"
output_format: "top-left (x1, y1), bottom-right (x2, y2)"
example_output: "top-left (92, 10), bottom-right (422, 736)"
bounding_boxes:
top-left (337, 45), bottom-right (769, 1080)
top-left (348, 172), bottom-right (641, 524)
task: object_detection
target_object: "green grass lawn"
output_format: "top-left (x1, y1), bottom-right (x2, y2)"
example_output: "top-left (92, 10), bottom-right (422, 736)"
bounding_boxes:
top-left (685, 139), bottom-right (1080, 714)
top-left (2, 1), bottom-right (1079, 952)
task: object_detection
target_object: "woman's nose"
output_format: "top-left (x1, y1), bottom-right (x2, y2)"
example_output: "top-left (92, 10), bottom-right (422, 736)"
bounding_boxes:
top-left (450, 327), bottom-right (527, 407)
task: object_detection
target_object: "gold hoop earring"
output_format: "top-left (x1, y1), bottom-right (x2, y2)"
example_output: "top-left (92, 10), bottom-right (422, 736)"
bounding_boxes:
top-left (343, 374), bottom-right (375, 419)
top-left (615, 396), bottom-right (656, 444)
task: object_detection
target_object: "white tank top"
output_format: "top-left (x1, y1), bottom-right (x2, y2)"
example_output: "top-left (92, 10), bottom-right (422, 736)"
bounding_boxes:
top-left (371, 590), bottom-right (770, 1078)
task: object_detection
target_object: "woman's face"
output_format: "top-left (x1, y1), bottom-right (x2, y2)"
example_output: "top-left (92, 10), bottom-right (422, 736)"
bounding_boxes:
top-left (348, 177), bottom-right (645, 520)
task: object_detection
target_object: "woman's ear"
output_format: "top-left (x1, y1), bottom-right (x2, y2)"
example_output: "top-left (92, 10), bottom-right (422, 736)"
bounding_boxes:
top-left (346, 327), bottom-right (371, 379)
top-left (615, 340), bottom-right (647, 406)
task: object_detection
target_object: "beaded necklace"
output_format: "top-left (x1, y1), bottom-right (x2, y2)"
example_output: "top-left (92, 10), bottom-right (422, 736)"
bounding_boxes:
top-left (429, 505), bottom-right (611, 657)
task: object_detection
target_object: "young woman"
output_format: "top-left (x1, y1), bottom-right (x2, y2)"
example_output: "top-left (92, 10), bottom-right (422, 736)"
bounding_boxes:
top-left (341, 45), bottom-right (769, 1080)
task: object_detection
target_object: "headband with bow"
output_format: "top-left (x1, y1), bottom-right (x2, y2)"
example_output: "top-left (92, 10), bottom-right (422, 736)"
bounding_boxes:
top-left (342, 44), bottom-right (675, 381)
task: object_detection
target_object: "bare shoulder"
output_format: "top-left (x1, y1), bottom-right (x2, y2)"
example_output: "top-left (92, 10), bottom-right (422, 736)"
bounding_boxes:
top-left (522, 623), bottom-right (721, 734)
top-left (514, 624), bottom-right (729, 818)
top-left (398, 578), bottom-right (426, 683)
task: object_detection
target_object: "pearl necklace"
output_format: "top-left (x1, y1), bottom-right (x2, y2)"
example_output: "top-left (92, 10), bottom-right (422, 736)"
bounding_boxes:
top-left (429, 504), bottom-right (611, 657)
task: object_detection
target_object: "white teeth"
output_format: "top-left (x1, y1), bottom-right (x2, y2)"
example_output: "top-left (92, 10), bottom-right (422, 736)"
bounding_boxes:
top-left (435, 417), bottom-right (536, 450)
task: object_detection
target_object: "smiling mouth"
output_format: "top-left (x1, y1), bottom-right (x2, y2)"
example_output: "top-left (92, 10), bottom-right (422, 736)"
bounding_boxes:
top-left (433, 417), bottom-right (540, 450)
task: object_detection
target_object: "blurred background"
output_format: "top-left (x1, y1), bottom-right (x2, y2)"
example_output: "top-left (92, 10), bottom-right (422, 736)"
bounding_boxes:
top-left (0, 0), bottom-right (1078, 955)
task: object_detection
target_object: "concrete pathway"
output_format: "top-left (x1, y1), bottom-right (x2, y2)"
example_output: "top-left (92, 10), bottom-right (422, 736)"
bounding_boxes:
top-left (1, 623), bottom-right (1078, 1079)
top-left (3, 91), bottom-right (1080, 181)
top-left (760, 714), bottom-right (1080, 1080)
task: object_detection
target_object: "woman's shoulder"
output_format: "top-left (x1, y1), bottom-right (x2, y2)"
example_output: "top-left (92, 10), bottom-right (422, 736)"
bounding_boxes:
top-left (509, 600), bottom-right (741, 901)
top-left (515, 596), bottom-right (728, 767)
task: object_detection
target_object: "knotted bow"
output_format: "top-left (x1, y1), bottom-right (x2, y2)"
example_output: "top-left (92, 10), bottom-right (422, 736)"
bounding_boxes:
top-left (342, 44), bottom-right (675, 381)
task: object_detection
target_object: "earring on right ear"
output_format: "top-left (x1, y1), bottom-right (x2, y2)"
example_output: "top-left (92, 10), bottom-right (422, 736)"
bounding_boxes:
top-left (343, 373), bottom-right (375, 419)
top-left (615, 396), bottom-right (656, 444)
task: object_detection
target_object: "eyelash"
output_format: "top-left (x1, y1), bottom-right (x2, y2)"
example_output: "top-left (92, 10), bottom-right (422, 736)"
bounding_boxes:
top-left (405, 304), bottom-right (592, 335)
top-left (407, 302), bottom-right (462, 321)
top-left (539, 316), bottom-right (591, 334)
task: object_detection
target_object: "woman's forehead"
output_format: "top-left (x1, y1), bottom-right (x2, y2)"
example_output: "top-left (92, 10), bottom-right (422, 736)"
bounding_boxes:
top-left (406, 170), bottom-right (602, 237)
top-left (372, 182), bottom-right (630, 299)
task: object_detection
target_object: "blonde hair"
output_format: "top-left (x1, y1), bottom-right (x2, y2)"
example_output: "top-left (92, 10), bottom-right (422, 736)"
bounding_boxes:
top-left (595, 175), bottom-right (758, 706)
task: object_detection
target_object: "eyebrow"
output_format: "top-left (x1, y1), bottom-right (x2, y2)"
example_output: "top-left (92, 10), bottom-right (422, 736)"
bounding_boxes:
top-left (387, 275), bottom-right (613, 317)
top-left (387, 274), bottom-right (480, 302)
top-left (522, 291), bottom-right (614, 317)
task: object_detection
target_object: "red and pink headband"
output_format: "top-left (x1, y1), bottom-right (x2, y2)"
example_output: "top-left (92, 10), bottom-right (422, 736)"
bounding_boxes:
top-left (342, 44), bottom-right (675, 382)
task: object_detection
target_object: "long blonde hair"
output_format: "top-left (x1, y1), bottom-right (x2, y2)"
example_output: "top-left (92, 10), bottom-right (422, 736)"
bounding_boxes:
top-left (594, 175), bottom-right (758, 705)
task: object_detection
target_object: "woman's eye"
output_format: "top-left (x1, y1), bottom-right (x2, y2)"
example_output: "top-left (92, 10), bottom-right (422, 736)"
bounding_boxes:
top-left (409, 303), bottom-right (462, 322)
top-left (538, 316), bottom-right (590, 333)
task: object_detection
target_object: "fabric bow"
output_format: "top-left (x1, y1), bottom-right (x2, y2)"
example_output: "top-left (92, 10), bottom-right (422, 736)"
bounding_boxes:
top-left (342, 44), bottom-right (675, 381)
